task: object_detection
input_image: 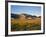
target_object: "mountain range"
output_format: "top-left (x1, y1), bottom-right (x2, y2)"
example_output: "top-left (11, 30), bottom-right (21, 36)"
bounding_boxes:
top-left (11, 13), bottom-right (41, 19)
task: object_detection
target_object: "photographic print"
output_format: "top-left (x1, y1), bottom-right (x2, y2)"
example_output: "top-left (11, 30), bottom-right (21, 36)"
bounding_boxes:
top-left (5, 1), bottom-right (45, 36)
top-left (11, 4), bottom-right (41, 31)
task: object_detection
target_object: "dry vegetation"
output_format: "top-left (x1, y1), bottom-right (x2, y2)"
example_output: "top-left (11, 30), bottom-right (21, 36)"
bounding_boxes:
top-left (11, 17), bottom-right (41, 31)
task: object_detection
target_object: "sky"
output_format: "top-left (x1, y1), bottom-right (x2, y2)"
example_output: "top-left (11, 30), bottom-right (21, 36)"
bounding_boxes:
top-left (11, 5), bottom-right (41, 16)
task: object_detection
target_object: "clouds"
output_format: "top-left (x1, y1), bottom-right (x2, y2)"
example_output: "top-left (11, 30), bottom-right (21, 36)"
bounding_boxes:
top-left (11, 5), bottom-right (41, 16)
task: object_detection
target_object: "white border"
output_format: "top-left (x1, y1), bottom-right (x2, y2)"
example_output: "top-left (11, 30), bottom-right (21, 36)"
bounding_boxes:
top-left (8, 2), bottom-right (43, 35)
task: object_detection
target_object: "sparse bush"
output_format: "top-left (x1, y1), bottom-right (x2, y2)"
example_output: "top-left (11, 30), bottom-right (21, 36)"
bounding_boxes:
top-left (11, 18), bottom-right (41, 31)
top-left (11, 23), bottom-right (20, 31)
top-left (30, 24), bottom-right (41, 30)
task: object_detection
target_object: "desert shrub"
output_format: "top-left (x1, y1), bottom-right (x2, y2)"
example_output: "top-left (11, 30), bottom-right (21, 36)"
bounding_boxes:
top-left (11, 23), bottom-right (20, 31)
top-left (22, 23), bottom-right (41, 30)
top-left (30, 24), bottom-right (41, 30)
top-left (21, 22), bottom-right (31, 31)
top-left (11, 18), bottom-right (41, 31)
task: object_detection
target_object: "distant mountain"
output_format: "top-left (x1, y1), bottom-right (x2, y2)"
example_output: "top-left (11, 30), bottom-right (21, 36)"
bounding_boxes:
top-left (11, 14), bottom-right (20, 19)
top-left (11, 13), bottom-right (41, 19)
